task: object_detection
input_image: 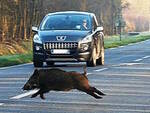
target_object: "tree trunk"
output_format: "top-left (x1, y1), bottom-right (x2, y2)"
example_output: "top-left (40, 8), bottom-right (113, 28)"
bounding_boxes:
top-left (23, 0), bottom-right (27, 40)
top-left (81, 0), bottom-right (86, 11)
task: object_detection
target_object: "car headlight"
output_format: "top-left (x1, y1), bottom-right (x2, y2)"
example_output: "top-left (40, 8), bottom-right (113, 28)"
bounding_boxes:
top-left (79, 35), bottom-right (92, 51)
top-left (35, 46), bottom-right (41, 51)
top-left (80, 35), bottom-right (92, 44)
top-left (33, 34), bottom-right (42, 44)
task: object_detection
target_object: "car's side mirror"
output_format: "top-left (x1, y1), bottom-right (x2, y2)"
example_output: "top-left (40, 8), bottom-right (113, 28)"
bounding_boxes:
top-left (32, 26), bottom-right (38, 32)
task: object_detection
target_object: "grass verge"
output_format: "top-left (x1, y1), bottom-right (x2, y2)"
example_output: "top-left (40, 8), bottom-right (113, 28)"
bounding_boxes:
top-left (104, 34), bottom-right (150, 49)
top-left (0, 53), bottom-right (32, 67)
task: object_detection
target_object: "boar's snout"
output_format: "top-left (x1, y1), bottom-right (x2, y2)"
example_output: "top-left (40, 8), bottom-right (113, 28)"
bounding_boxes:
top-left (22, 83), bottom-right (32, 90)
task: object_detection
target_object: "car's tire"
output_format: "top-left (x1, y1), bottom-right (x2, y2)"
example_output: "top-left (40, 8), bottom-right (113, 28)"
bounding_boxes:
top-left (97, 43), bottom-right (104, 65)
top-left (46, 61), bottom-right (54, 66)
top-left (33, 61), bottom-right (43, 67)
top-left (87, 47), bottom-right (97, 67)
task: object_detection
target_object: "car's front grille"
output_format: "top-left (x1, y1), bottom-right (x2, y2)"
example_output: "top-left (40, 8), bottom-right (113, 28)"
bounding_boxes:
top-left (43, 42), bottom-right (78, 49)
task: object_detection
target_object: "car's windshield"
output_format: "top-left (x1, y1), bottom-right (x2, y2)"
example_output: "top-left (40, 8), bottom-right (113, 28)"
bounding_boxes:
top-left (40, 14), bottom-right (91, 31)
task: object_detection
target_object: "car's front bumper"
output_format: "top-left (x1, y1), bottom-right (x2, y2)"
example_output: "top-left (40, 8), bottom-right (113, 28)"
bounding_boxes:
top-left (33, 51), bottom-right (90, 62)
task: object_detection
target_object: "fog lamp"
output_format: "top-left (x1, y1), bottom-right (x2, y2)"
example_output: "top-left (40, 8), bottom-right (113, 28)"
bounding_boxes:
top-left (35, 46), bottom-right (40, 51)
top-left (81, 44), bottom-right (89, 51)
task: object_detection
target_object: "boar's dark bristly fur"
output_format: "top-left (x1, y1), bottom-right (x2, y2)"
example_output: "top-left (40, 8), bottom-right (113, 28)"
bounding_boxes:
top-left (23, 68), bottom-right (105, 99)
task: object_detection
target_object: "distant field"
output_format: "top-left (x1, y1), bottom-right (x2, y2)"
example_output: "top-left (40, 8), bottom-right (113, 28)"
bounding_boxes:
top-left (0, 34), bottom-right (150, 67)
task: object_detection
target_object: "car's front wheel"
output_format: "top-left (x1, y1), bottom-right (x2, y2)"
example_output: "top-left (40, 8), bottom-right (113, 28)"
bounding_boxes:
top-left (97, 43), bottom-right (104, 65)
top-left (87, 47), bottom-right (97, 67)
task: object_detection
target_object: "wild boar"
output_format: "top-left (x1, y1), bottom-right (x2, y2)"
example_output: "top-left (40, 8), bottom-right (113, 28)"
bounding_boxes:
top-left (23, 68), bottom-right (105, 99)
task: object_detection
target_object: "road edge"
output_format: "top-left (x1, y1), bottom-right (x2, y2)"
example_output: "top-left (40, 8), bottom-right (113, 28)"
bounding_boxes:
top-left (0, 62), bottom-right (33, 70)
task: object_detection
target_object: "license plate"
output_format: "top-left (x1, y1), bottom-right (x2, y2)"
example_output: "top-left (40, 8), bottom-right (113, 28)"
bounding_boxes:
top-left (51, 49), bottom-right (70, 54)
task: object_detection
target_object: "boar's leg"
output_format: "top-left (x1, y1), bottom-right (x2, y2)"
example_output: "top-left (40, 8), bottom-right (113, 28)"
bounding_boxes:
top-left (31, 88), bottom-right (49, 99)
top-left (39, 88), bottom-right (50, 99)
top-left (78, 87), bottom-right (102, 99)
top-left (90, 87), bottom-right (105, 96)
top-left (40, 93), bottom-right (45, 100)
top-left (39, 89), bottom-right (48, 99)
top-left (85, 90), bottom-right (102, 99)
top-left (31, 88), bottom-right (47, 99)
top-left (79, 88), bottom-right (102, 99)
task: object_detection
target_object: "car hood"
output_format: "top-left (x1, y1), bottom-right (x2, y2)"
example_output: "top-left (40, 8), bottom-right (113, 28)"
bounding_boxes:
top-left (38, 30), bottom-right (90, 42)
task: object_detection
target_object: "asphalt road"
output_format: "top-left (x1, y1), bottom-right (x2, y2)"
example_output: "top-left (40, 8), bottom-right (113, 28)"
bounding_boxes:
top-left (1, 39), bottom-right (150, 113)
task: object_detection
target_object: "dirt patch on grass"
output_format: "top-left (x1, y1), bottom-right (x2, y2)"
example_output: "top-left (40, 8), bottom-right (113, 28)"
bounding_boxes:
top-left (0, 40), bottom-right (32, 55)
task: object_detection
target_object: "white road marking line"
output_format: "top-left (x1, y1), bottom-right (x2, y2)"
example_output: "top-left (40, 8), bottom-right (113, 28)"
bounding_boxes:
top-left (5, 102), bottom-right (150, 112)
top-left (143, 56), bottom-right (150, 59)
top-left (92, 83), bottom-right (150, 88)
top-left (119, 46), bottom-right (124, 48)
top-left (134, 59), bottom-right (143, 62)
top-left (133, 56), bottom-right (150, 62)
top-left (112, 66), bottom-right (150, 70)
top-left (0, 103), bottom-right (4, 106)
top-left (8, 100), bottom-right (150, 108)
top-left (95, 73), bottom-right (150, 77)
top-left (0, 82), bottom-right (24, 84)
top-left (128, 43), bottom-right (134, 46)
top-left (87, 73), bottom-right (92, 75)
top-left (94, 68), bottom-right (108, 72)
top-left (3, 102), bottom-right (150, 112)
top-left (0, 78), bottom-right (27, 81)
top-left (125, 62), bottom-right (142, 65)
top-left (4, 99), bottom-right (150, 111)
top-left (112, 63), bottom-right (143, 67)
top-left (0, 63), bottom-right (32, 70)
top-left (0, 87), bottom-right (21, 89)
top-left (10, 89), bottom-right (39, 99)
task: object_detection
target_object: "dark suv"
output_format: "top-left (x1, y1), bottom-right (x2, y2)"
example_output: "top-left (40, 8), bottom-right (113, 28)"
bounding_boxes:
top-left (32, 11), bottom-right (104, 67)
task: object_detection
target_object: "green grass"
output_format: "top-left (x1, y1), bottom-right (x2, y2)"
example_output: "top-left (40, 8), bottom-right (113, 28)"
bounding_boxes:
top-left (0, 53), bottom-right (32, 67)
top-left (0, 34), bottom-right (150, 67)
top-left (104, 34), bottom-right (150, 49)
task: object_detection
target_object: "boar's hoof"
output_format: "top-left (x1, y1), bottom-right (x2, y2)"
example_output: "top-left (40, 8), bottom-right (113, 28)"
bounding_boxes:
top-left (40, 93), bottom-right (45, 100)
top-left (96, 90), bottom-right (106, 96)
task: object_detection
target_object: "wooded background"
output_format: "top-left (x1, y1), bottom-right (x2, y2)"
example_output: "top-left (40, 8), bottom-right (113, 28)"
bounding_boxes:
top-left (0, 0), bottom-right (122, 42)
top-left (123, 0), bottom-right (150, 32)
